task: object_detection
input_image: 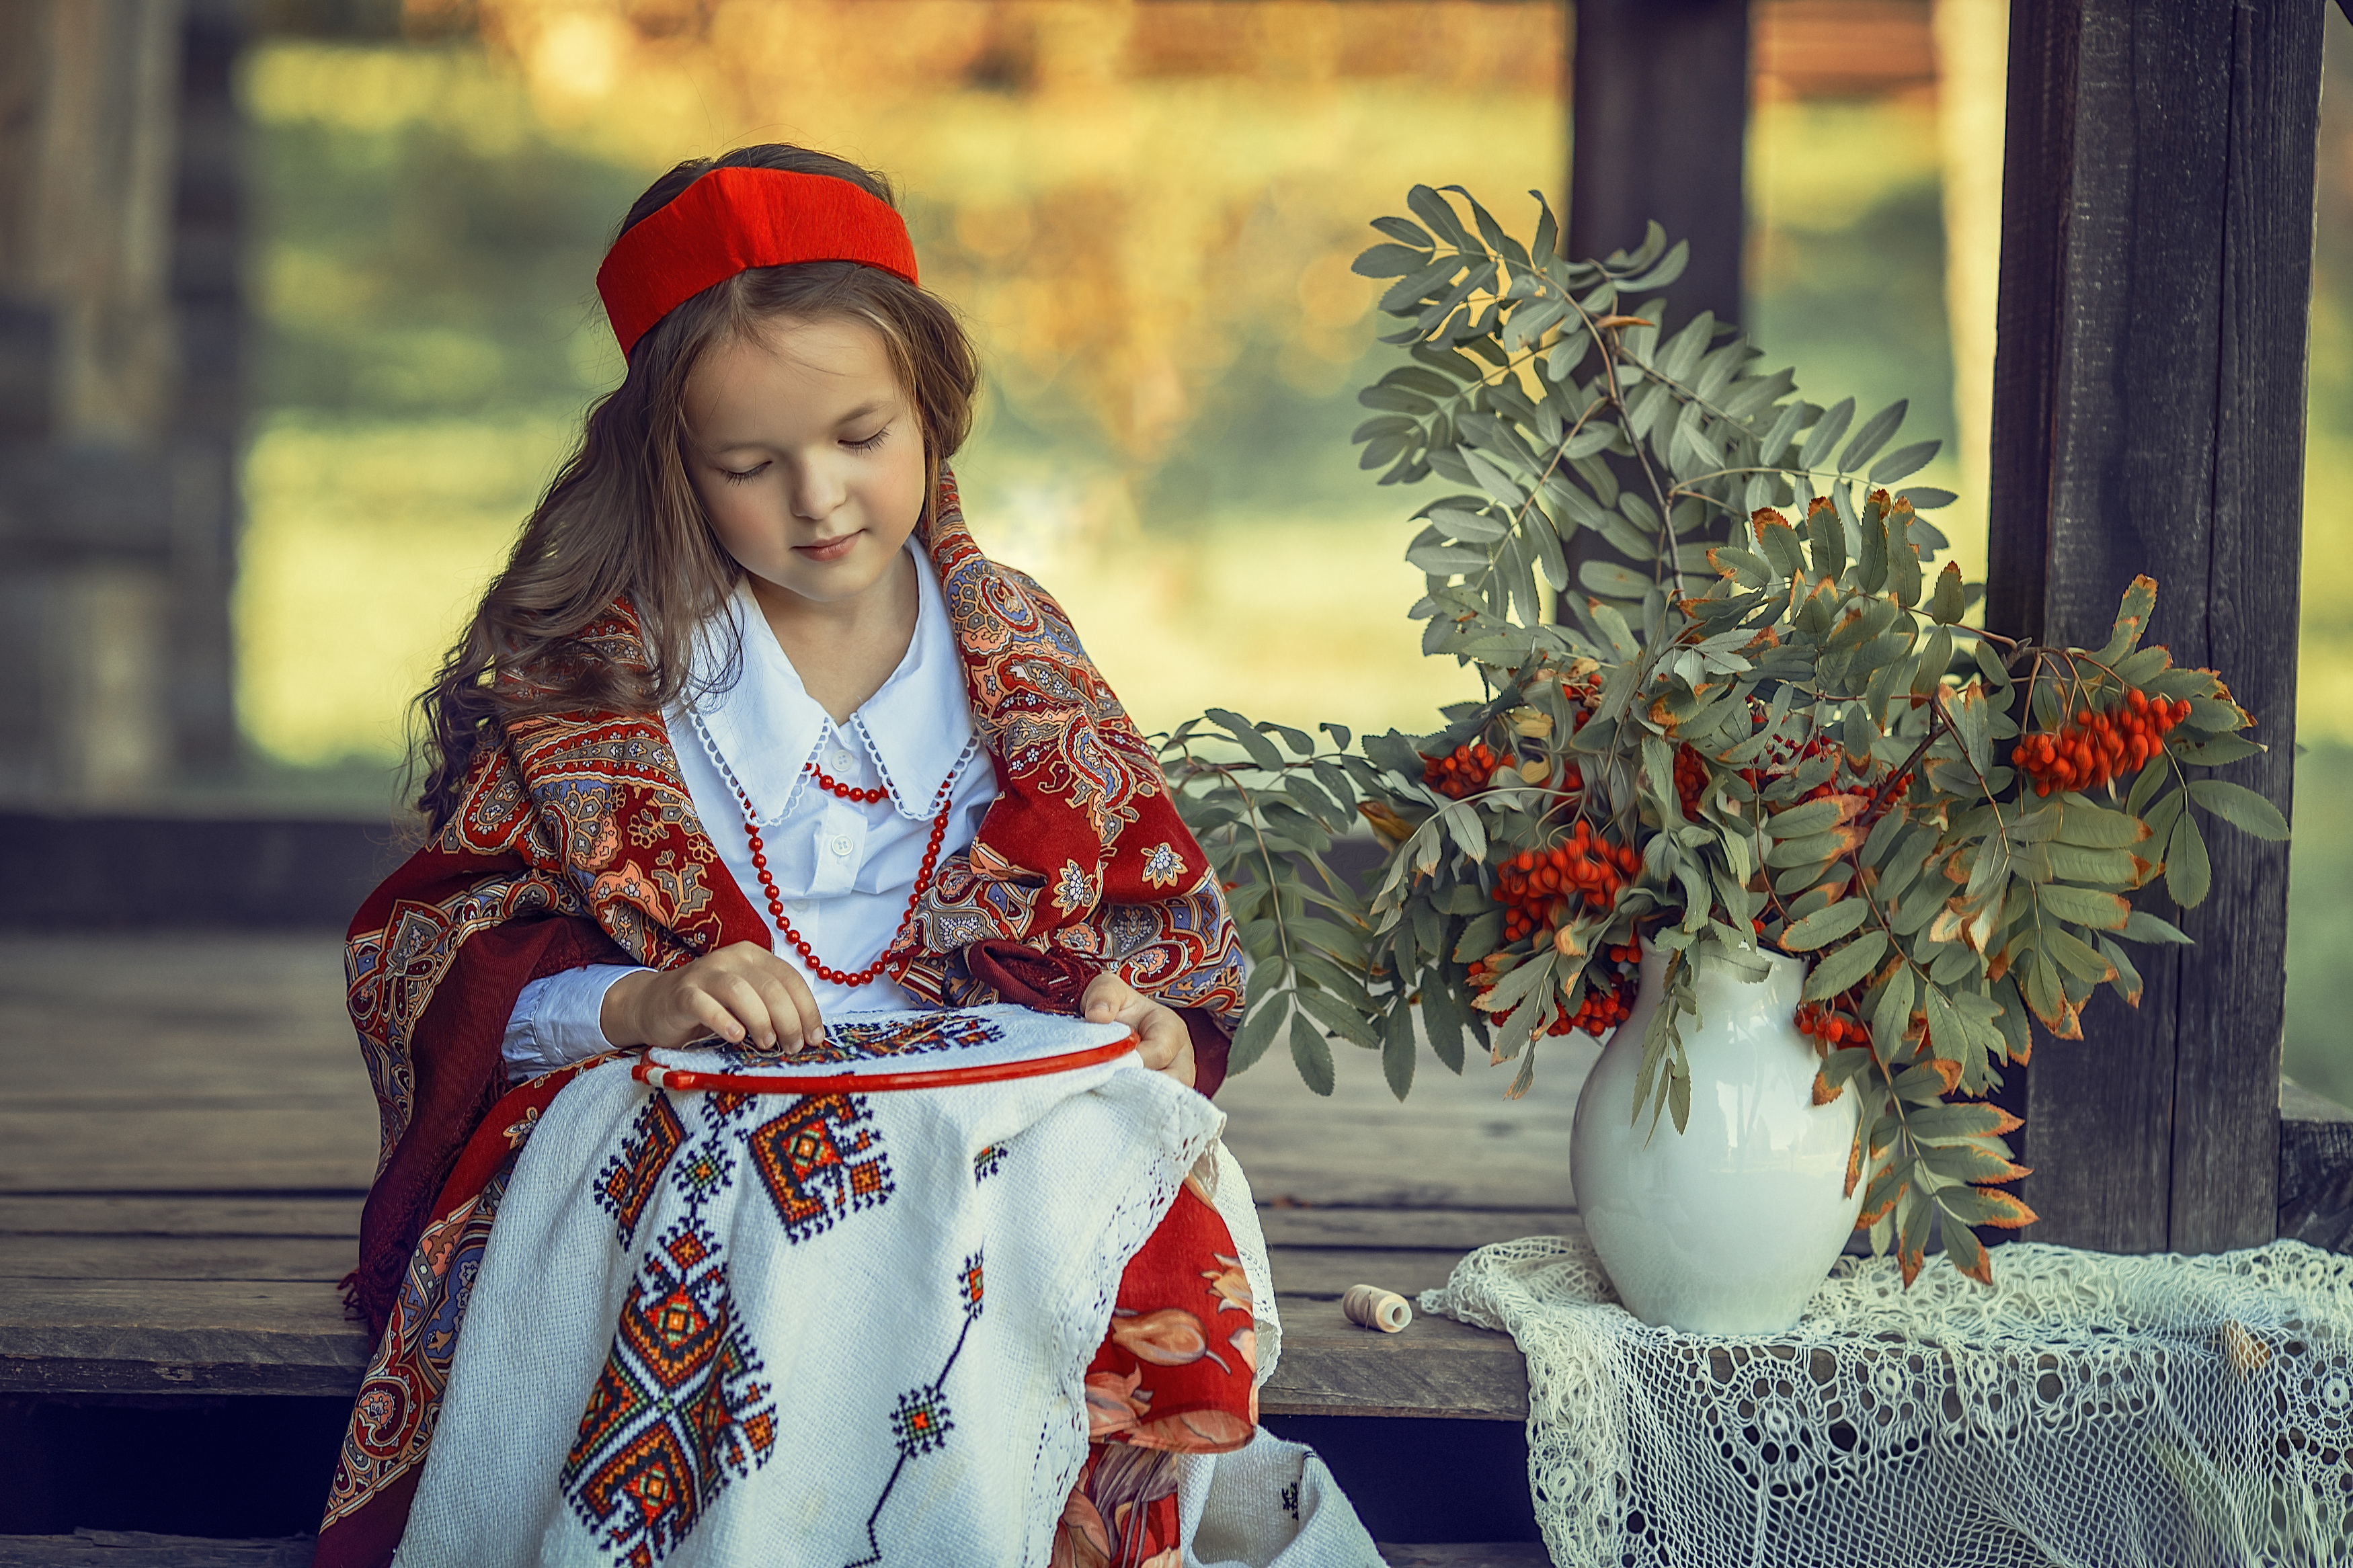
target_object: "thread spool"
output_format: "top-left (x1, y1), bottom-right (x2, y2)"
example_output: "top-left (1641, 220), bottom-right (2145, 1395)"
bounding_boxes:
top-left (1343, 1283), bottom-right (1412, 1333)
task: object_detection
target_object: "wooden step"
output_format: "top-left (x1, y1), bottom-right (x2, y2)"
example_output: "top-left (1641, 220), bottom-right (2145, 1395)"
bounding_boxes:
top-left (0, 1535), bottom-right (1551, 1567)
top-left (0, 1198), bottom-right (1538, 1419)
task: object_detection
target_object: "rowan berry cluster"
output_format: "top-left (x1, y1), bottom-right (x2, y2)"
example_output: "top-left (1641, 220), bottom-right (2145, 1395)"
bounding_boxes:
top-left (1673, 744), bottom-right (1710, 818)
top-left (1794, 999), bottom-right (1870, 1050)
top-left (1493, 820), bottom-right (1640, 944)
top-left (1423, 740), bottom-right (1499, 799)
top-left (1550, 942), bottom-right (1642, 1036)
top-left (2010, 688), bottom-right (2188, 797)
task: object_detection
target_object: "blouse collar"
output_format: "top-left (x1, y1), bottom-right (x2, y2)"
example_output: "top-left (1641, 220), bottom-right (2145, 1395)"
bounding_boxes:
top-left (682, 542), bottom-right (976, 824)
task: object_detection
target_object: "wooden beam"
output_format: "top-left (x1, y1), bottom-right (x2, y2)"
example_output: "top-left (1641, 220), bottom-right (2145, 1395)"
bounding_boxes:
top-left (1985, 0), bottom-right (2321, 1253)
top-left (1566, 0), bottom-right (1749, 324)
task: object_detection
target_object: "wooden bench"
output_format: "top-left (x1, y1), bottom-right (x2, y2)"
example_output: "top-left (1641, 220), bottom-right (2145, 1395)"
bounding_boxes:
top-left (0, 932), bottom-right (1570, 1552)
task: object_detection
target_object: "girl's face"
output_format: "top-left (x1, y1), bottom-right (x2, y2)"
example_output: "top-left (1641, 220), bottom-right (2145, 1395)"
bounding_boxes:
top-left (682, 316), bottom-right (928, 614)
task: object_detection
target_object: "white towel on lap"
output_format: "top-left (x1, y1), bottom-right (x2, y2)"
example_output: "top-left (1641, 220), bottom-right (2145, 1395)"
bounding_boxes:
top-left (397, 1006), bottom-right (1234, 1568)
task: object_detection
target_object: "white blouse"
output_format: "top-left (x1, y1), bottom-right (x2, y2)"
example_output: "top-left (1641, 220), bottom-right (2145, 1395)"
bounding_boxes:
top-left (500, 544), bottom-right (996, 1079)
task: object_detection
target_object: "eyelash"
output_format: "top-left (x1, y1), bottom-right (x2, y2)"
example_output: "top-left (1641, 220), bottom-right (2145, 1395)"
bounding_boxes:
top-left (717, 427), bottom-right (889, 483)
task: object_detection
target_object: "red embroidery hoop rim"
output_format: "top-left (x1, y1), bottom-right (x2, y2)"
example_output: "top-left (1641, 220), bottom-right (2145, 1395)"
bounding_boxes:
top-left (629, 1030), bottom-right (1138, 1095)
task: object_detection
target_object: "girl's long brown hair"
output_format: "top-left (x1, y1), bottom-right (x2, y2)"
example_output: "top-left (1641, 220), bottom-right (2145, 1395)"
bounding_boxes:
top-left (411, 145), bottom-right (980, 832)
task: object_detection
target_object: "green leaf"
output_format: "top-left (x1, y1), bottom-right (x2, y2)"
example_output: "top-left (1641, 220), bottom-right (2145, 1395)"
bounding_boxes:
top-left (2120, 909), bottom-right (2193, 945)
top-left (1382, 999), bottom-right (1418, 1100)
top-left (1295, 985), bottom-right (1380, 1050)
top-left (1228, 996), bottom-right (1287, 1076)
top-left (2036, 882), bottom-right (2130, 931)
top-left (1205, 708), bottom-right (1285, 770)
top-left (1289, 1011), bottom-right (1337, 1096)
top-left (1804, 931), bottom-right (1889, 1001)
top-left (1839, 399), bottom-right (1908, 472)
top-left (2187, 779), bottom-right (2290, 841)
top-left (1799, 397), bottom-right (1856, 470)
top-left (1901, 1102), bottom-right (2013, 1142)
top-left (1927, 561), bottom-right (1966, 625)
top-left (2055, 800), bottom-right (2151, 848)
top-left (1782, 897), bottom-right (1873, 952)
top-left (1421, 981), bottom-right (1469, 1073)
top-left (2166, 811), bottom-right (2212, 907)
top-left (1354, 242), bottom-right (1434, 278)
top-left (1869, 439), bottom-right (1940, 485)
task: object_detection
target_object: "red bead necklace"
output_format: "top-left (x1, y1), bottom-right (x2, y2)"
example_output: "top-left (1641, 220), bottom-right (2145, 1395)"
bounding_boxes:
top-left (713, 743), bottom-right (958, 989)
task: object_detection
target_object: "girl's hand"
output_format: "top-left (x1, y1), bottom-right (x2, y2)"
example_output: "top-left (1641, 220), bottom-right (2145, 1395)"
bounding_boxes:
top-left (1082, 972), bottom-right (1195, 1089)
top-left (601, 942), bottom-right (824, 1054)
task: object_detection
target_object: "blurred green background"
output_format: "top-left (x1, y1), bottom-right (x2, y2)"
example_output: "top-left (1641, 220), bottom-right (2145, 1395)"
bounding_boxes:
top-left (225, 0), bottom-right (2353, 1102)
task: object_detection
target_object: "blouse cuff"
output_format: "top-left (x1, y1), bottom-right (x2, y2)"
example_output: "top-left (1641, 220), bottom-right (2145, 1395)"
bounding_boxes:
top-left (503, 963), bottom-right (649, 1081)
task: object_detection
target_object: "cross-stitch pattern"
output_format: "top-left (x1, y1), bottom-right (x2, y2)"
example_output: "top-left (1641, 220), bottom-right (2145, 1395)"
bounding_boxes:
top-left (745, 1094), bottom-right (893, 1243)
top-left (592, 1093), bottom-right (686, 1248)
top-left (561, 1218), bottom-right (776, 1567)
top-left (846, 1251), bottom-right (988, 1568)
top-left (710, 1009), bottom-right (1002, 1070)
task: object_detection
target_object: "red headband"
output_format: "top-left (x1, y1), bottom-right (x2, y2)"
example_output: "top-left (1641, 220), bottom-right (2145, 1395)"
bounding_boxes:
top-left (595, 166), bottom-right (920, 358)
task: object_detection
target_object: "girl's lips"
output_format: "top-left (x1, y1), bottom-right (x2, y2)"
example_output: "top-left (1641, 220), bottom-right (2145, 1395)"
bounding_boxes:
top-left (793, 532), bottom-right (861, 563)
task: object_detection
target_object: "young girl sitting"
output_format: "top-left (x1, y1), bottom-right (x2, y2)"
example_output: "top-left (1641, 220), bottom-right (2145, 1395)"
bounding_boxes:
top-left (313, 145), bottom-right (1378, 1567)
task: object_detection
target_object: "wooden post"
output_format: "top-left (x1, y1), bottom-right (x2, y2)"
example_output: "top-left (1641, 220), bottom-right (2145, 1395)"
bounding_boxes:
top-left (0, 0), bottom-right (243, 797)
top-left (1566, 0), bottom-right (1749, 326)
top-left (1984, 0), bottom-right (2321, 1253)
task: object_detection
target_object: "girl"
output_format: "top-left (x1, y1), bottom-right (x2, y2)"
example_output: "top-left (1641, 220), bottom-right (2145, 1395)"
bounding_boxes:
top-left (315, 146), bottom-right (1377, 1566)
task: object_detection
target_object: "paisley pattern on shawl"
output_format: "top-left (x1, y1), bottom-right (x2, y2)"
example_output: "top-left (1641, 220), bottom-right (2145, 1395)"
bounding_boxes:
top-left (895, 469), bottom-right (1245, 1025)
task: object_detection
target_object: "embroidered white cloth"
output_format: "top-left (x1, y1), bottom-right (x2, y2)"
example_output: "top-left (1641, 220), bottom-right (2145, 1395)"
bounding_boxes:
top-left (1421, 1233), bottom-right (2353, 1568)
top-left (399, 1006), bottom-right (1256, 1567)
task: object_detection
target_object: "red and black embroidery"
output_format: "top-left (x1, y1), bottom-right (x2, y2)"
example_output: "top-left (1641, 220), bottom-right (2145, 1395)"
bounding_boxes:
top-left (744, 1094), bottom-right (892, 1244)
top-left (594, 1094), bottom-right (687, 1249)
top-left (561, 1217), bottom-right (776, 1567)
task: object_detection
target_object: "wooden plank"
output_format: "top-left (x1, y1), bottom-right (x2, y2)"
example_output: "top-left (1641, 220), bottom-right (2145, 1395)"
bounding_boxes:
top-left (2279, 1079), bottom-right (2353, 1253)
top-left (0, 1235), bottom-right (354, 1282)
top-left (1260, 1296), bottom-right (1526, 1421)
top-left (1216, 1023), bottom-right (1587, 1212)
top-left (0, 1279), bottom-right (369, 1397)
top-left (1983, 0), bottom-right (2320, 1253)
top-left (0, 1111), bottom-right (374, 1194)
top-left (1267, 1247), bottom-right (1474, 1301)
top-left (1257, 1207), bottom-right (1576, 1251)
top-left (0, 1534), bottom-right (313, 1568)
top-left (0, 1195), bottom-right (362, 1237)
top-left (0, 934), bottom-right (378, 1194)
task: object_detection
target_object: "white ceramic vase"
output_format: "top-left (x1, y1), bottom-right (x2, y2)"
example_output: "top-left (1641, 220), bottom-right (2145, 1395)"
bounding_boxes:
top-left (1569, 942), bottom-right (1862, 1334)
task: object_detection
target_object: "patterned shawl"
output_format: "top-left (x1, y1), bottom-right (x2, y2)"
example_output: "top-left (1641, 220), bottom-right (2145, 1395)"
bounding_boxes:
top-left (346, 467), bottom-right (1244, 1331)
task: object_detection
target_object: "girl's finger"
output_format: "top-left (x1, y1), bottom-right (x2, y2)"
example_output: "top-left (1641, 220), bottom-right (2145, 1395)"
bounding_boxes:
top-left (746, 968), bottom-right (809, 1052)
top-left (688, 989), bottom-right (745, 1048)
top-left (711, 974), bottom-right (779, 1050)
top-left (1133, 1005), bottom-right (1187, 1071)
top-left (772, 960), bottom-right (826, 1050)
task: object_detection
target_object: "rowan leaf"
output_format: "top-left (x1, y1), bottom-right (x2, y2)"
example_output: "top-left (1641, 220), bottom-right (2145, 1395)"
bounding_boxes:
top-left (1782, 897), bottom-right (1873, 952)
top-left (2187, 779), bottom-right (2290, 841)
top-left (1804, 932), bottom-right (1889, 1001)
top-left (1288, 1011), bottom-right (1336, 1096)
top-left (2166, 811), bottom-right (2212, 908)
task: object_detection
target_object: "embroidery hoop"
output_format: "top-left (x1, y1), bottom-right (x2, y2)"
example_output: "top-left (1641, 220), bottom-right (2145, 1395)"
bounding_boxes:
top-left (631, 1030), bottom-right (1138, 1095)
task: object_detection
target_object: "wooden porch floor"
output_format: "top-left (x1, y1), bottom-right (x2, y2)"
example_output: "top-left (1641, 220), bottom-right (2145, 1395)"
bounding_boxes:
top-left (0, 932), bottom-right (1587, 1553)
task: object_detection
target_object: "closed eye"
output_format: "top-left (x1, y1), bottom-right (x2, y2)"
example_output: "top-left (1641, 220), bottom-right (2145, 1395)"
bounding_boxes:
top-left (845, 425), bottom-right (891, 452)
top-left (718, 461), bottom-right (768, 485)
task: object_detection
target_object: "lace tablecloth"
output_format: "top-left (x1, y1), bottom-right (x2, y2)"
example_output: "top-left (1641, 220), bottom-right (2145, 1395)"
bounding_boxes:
top-left (1421, 1236), bottom-right (2353, 1567)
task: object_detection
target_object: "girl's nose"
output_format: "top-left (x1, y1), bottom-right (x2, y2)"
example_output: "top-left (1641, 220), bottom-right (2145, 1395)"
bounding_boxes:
top-left (787, 457), bottom-right (847, 521)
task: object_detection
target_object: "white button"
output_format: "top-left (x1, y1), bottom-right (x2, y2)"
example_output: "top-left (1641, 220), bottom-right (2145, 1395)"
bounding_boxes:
top-left (830, 748), bottom-right (853, 770)
top-left (830, 834), bottom-right (854, 857)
